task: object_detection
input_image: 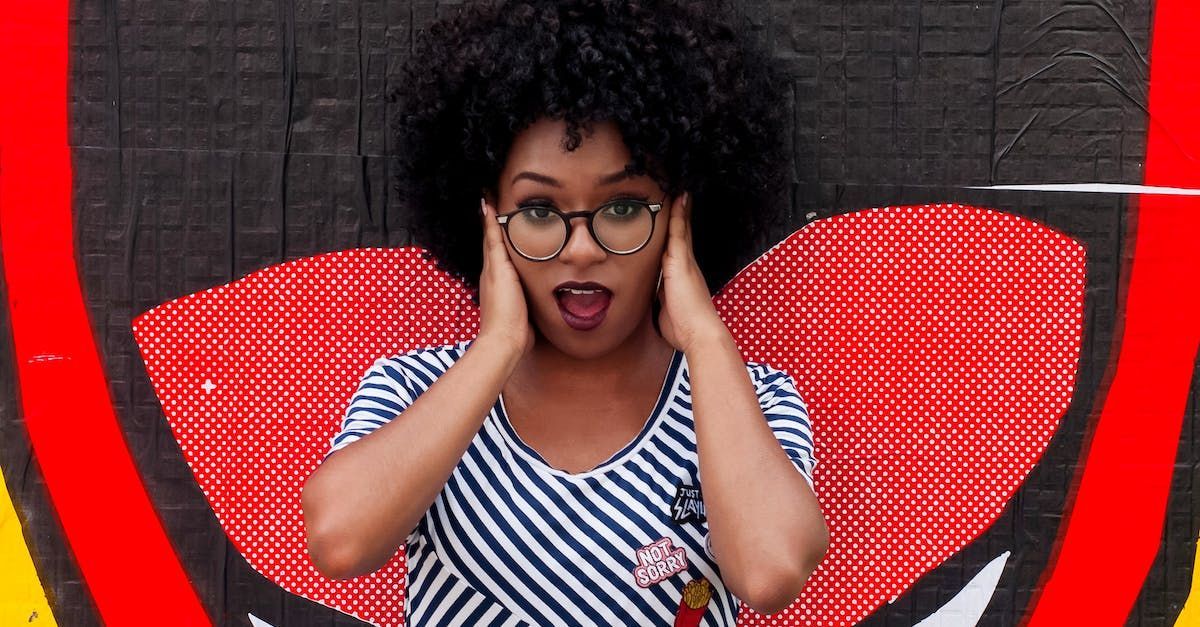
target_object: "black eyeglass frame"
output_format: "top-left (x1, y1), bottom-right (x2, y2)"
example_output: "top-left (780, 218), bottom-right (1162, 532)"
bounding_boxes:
top-left (494, 198), bottom-right (666, 262)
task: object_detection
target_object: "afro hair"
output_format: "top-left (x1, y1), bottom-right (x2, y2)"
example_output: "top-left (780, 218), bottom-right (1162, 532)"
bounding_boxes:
top-left (389, 0), bottom-right (795, 303)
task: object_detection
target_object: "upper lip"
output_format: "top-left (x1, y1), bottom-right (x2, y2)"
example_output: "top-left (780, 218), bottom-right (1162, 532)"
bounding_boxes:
top-left (554, 280), bottom-right (611, 293)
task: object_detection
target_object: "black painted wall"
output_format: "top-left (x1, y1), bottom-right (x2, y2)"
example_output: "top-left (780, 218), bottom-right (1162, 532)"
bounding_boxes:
top-left (1, 1), bottom-right (1189, 625)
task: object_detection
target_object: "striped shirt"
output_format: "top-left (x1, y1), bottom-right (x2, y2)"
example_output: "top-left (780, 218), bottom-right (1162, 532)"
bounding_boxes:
top-left (325, 339), bottom-right (817, 626)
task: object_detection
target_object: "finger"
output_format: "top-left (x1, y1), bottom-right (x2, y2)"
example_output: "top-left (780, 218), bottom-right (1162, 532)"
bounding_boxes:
top-left (668, 192), bottom-right (685, 245)
top-left (682, 191), bottom-right (693, 248)
top-left (480, 198), bottom-right (492, 267)
top-left (483, 198), bottom-right (521, 274)
top-left (482, 198), bottom-right (503, 258)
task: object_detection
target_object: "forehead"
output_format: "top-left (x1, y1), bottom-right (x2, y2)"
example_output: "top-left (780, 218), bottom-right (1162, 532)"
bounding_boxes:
top-left (502, 118), bottom-right (634, 183)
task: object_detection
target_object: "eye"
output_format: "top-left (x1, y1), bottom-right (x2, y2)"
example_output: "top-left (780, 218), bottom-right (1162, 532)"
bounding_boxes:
top-left (517, 205), bottom-right (559, 224)
top-left (601, 200), bottom-right (644, 219)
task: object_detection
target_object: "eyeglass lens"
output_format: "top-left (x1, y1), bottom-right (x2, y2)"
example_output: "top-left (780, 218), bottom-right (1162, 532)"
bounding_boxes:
top-left (507, 201), bottom-right (654, 259)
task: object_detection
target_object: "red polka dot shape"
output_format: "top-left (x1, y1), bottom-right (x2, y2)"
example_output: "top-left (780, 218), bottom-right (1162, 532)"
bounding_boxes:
top-left (132, 204), bottom-right (1085, 626)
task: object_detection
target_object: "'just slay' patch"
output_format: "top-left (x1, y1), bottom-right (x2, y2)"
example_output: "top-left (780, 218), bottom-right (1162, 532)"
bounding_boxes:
top-left (671, 482), bottom-right (706, 523)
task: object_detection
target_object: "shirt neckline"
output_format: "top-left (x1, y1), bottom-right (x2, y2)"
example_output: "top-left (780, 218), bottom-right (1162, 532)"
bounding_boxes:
top-left (488, 347), bottom-right (684, 481)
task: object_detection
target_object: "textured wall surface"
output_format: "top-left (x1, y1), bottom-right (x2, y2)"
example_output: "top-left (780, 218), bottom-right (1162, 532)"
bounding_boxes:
top-left (1, 0), bottom-right (1192, 625)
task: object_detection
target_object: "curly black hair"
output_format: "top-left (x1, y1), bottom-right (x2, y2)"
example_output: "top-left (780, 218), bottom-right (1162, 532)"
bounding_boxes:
top-left (389, 0), bottom-right (794, 304)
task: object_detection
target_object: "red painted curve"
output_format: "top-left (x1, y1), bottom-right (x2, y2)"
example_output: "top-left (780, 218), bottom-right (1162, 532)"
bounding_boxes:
top-left (1025, 0), bottom-right (1200, 623)
top-left (0, 1), bottom-right (212, 624)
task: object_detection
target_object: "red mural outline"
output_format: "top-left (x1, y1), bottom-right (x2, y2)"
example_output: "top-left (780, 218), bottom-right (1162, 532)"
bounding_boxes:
top-left (1025, 0), bottom-right (1200, 623)
top-left (2, 0), bottom-right (1190, 624)
top-left (0, 1), bottom-right (211, 624)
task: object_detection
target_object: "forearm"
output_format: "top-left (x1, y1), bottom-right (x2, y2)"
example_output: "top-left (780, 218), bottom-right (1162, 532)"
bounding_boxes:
top-left (688, 329), bottom-right (828, 613)
top-left (302, 335), bottom-right (522, 579)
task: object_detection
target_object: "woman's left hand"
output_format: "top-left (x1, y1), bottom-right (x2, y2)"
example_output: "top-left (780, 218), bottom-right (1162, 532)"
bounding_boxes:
top-left (656, 192), bottom-right (729, 353)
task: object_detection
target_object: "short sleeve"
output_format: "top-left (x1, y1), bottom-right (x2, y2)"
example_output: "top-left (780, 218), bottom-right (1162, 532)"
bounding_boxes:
top-left (748, 363), bottom-right (818, 491)
top-left (323, 355), bottom-right (420, 462)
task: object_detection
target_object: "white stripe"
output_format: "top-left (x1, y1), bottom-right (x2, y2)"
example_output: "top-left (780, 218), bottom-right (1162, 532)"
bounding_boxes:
top-left (432, 484), bottom-right (564, 624)
top-left (457, 441), bottom-right (630, 624)
top-left (611, 454), bottom-right (738, 624)
top-left (407, 547), bottom-right (453, 626)
top-left (448, 449), bottom-right (626, 625)
top-left (472, 423), bottom-right (662, 612)
top-left (487, 429), bottom-right (674, 616)
top-left (422, 579), bottom-right (478, 626)
top-left (325, 341), bottom-right (811, 624)
top-left (966, 183), bottom-right (1200, 195)
top-left (634, 432), bottom-right (741, 622)
top-left (497, 614), bottom-right (528, 627)
top-left (473, 604), bottom-right (506, 626)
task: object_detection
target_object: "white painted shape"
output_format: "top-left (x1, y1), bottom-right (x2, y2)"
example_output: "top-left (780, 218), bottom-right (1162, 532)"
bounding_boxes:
top-left (967, 183), bottom-right (1200, 196)
top-left (248, 614), bottom-right (276, 627)
top-left (913, 551), bottom-right (1012, 627)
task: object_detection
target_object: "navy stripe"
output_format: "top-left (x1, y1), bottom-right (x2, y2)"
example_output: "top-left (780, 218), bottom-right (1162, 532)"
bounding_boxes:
top-left (494, 430), bottom-right (681, 610)
top-left (645, 430), bottom-right (693, 474)
top-left (441, 461), bottom-right (597, 615)
top-left (438, 586), bottom-right (476, 623)
top-left (468, 427), bottom-right (662, 612)
top-left (462, 442), bottom-right (648, 614)
top-left (408, 351), bottom-right (450, 382)
top-left (346, 401), bottom-right (402, 419)
top-left (427, 485), bottom-right (559, 625)
top-left (407, 546), bottom-right (437, 597)
top-left (325, 342), bottom-right (806, 625)
top-left (485, 428), bottom-right (675, 613)
top-left (627, 448), bottom-right (737, 622)
top-left (423, 572), bottom-right (462, 621)
top-left (372, 355), bottom-right (424, 401)
top-left (767, 398), bottom-right (810, 415)
top-left (770, 424), bottom-right (816, 449)
top-left (352, 377), bottom-right (410, 403)
top-left (787, 450), bottom-right (816, 473)
top-left (331, 430), bottom-right (368, 447)
top-left (384, 361), bottom-right (429, 393)
top-left (486, 610), bottom-right (519, 627)
top-left (457, 594), bottom-right (498, 626)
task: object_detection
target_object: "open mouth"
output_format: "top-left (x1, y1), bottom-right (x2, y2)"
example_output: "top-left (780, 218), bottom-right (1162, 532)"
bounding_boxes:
top-left (554, 283), bottom-right (613, 331)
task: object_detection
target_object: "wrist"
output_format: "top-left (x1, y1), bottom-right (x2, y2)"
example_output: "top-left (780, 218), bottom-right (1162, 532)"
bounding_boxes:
top-left (683, 323), bottom-right (735, 357)
top-left (471, 333), bottom-right (526, 369)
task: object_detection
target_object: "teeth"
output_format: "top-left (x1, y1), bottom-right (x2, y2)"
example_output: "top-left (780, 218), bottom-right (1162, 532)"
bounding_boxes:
top-left (559, 288), bottom-right (604, 295)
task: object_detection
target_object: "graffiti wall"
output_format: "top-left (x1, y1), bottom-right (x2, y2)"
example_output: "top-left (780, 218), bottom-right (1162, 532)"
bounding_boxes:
top-left (1, 0), bottom-right (1197, 625)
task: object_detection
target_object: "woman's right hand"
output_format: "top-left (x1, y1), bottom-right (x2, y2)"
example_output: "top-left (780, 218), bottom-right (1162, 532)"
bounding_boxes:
top-left (478, 197), bottom-right (535, 359)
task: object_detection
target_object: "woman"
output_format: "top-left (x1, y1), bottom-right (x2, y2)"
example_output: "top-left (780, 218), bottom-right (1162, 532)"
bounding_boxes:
top-left (302, 1), bottom-right (829, 624)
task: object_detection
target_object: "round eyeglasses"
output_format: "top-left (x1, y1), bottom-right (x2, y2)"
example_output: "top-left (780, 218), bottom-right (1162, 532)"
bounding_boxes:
top-left (494, 198), bottom-right (665, 262)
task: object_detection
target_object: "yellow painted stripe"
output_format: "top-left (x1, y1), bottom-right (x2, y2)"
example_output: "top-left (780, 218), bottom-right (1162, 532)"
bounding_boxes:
top-left (1175, 535), bottom-right (1200, 626)
top-left (0, 469), bottom-right (58, 624)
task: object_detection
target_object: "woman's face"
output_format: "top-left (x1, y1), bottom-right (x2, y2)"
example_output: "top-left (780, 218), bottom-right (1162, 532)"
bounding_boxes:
top-left (485, 116), bottom-right (672, 358)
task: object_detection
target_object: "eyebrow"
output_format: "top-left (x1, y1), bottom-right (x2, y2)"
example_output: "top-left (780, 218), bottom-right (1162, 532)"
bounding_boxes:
top-left (511, 169), bottom-right (635, 187)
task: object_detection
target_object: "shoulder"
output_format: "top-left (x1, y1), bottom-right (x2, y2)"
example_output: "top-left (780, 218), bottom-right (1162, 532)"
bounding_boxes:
top-left (371, 339), bottom-right (472, 379)
top-left (744, 361), bottom-right (803, 393)
top-left (743, 360), bottom-right (790, 381)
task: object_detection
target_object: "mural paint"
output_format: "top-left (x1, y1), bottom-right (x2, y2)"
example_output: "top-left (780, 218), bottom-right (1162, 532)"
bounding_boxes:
top-left (0, 0), bottom-right (1196, 625)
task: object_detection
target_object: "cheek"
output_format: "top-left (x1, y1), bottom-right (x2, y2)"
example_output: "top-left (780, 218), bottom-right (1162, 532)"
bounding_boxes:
top-left (510, 263), bottom-right (535, 295)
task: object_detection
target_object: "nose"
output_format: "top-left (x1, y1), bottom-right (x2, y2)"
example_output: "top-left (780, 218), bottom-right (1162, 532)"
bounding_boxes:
top-left (558, 215), bottom-right (608, 262)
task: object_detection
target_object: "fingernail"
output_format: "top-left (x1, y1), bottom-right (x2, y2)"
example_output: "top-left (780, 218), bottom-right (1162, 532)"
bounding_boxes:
top-left (480, 197), bottom-right (487, 216)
